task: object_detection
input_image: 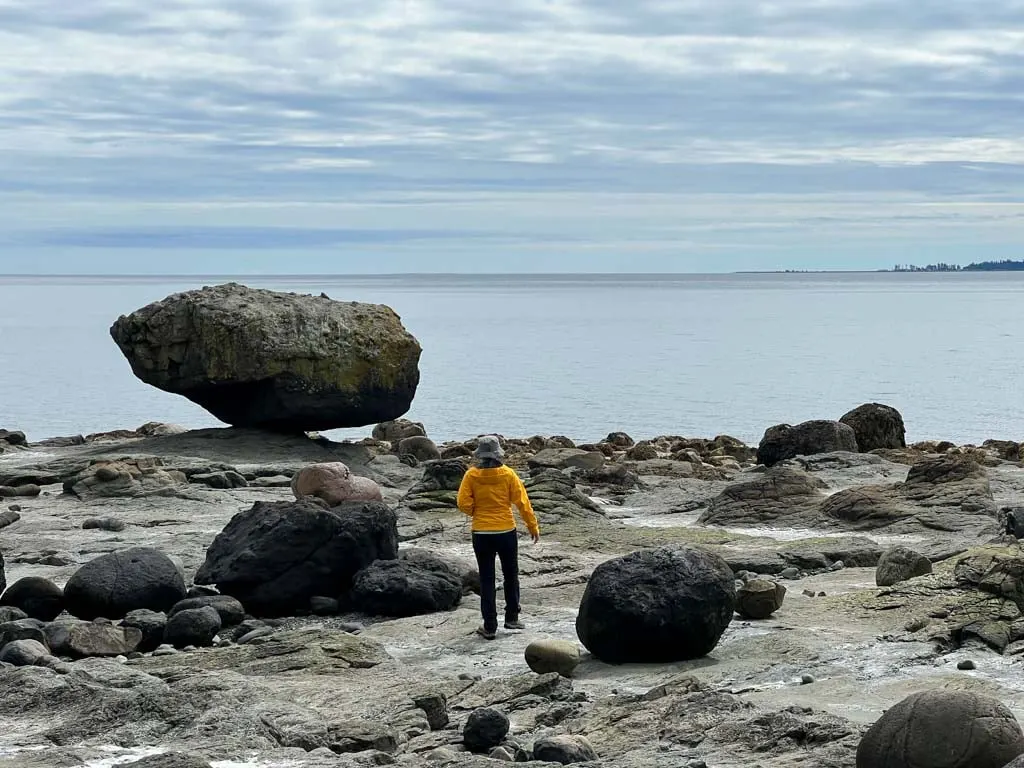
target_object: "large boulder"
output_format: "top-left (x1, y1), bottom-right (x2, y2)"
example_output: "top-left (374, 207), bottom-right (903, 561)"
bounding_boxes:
top-left (194, 499), bottom-right (399, 616)
top-left (463, 708), bottom-right (510, 754)
top-left (64, 548), bottom-right (187, 620)
top-left (350, 557), bottom-right (462, 617)
top-left (757, 420), bottom-right (858, 467)
top-left (0, 577), bottom-right (64, 621)
top-left (110, 283), bottom-right (422, 432)
top-left (856, 690), bottom-right (1024, 768)
top-left (576, 546), bottom-right (735, 663)
top-left (291, 462), bottom-right (383, 506)
top-left (876, 546), bottom-right (933, 587)
top-left (840, 403), bottom-right (907, 451)
top-left (700, 467), bottom-right (827, 526)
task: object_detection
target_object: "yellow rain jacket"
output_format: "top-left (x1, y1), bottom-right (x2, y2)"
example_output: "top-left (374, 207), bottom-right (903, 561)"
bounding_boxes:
top-left (457, 465), bottom-right (539, 536)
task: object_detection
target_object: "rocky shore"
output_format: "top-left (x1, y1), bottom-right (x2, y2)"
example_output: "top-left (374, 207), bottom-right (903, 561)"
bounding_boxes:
top-left (2, 285), bottom-right (1024, 768)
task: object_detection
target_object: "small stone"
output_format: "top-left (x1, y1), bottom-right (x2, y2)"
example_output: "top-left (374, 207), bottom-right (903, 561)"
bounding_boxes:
top-left (153, 644), bottom-right (178, 656)
top-left (817, 591), bottom-right (826, 597)
top-left (801, 674), bottom-right (815, 685)
top-left (489, 747), bottom-right (515, 762)
top-left (164, 606), bottom-right (221, 648)
top-left (310, 596), bottom-right (340, 616)
top-left (412, 691), bottom-right (449, 731)
top-left (779, 567), bottom-right (800, 580)
top-left (802, 589), bottom-right (816, 597)
top-left (463, 708), bottom-right (509, 753)
top-left (958, 659), bottom-right (977, 670)
top-left (905, 617), bottom-right (930, 633)
top-left (0, 639), bottom-right (50, 666)
top-left (82, 517), bottom-right (127, 532)
top-left (686, 761), bottom-right (708, 768)
top-left (237, 627), bottom-right (274, 644)
top-left (828, 560), bottom-right (845, 571)
top-left (459, 672), bottom-right (482, 682)
top-left (339, 621), bottom-right (364, 634)
top-left (525, 639), bottom-right (582, 677)
top-left (930, 609), bottom-right (950, 619)
top-left (7, 505), bottom-right (21, 513)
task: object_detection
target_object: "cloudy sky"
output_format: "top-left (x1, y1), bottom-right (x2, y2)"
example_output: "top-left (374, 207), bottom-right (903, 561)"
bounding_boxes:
top-left (1, 0), bottom-right (1023, 274)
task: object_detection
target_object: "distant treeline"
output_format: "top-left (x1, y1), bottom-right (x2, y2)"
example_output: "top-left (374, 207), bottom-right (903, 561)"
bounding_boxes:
top-left (892, 260), bottom-right (1024, 272)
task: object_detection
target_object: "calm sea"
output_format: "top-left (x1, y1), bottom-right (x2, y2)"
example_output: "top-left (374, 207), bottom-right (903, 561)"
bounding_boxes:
top-left (1, 273), bottom-right (1022, 446)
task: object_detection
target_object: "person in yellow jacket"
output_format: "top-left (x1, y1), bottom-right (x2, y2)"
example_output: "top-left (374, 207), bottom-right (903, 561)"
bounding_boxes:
top-left (457, 435), bottom-right (540, 640)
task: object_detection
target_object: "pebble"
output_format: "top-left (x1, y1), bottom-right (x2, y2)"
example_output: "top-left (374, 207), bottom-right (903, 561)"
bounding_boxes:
top-left (116, 655), bottom-right (128, 664)
top-left (800, 674), bottom-right (815, 685)
top-left (458, 673), bottom-right (482, 682)
top-left (929, 609), bottom-right (950, 619)
top-left (817, 592), bottom-right (826, 597)
top-left (8, 505), bottom-right (21, 512)
top-left (958, 660), bottom-right (977, 671)
top-left (905, 617), bottom-right (930, 633)
top-left (779, 567), bottom-right (800, 580)
top-left (802, 589), bottom-right (816, 598)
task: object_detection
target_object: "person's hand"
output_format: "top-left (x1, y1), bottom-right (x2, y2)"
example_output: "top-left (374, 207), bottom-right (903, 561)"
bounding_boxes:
top-left (531, 531), bottom-right (540, 544)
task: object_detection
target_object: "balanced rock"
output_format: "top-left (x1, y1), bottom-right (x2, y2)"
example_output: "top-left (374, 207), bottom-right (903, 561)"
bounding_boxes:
top-left (195, 499), bottom-right (399, 616)
top-left (110, 283), bottom-right (422, 432)
top-left (1, 577), bottom-right (64, 621)
top-left (876, 547), bottom-right (933, 587)
top-left (64, 547), bottom-right (186, 620)
top-left (533, 735), bottom-right (598, 765)
top-left (164, 606), bottom-right (222, 648)
top-left (856, 689), bottom-right (1024, 768)
top-left (757, 420), bottom-right (859, 467)
top-left (524, 639), bottom-right (581, 677)
top-left (576, 546), bottom-right (735, 663)
top-left (351, 556), bottom-right (462, 617)
top-left (291, 462), bottom-right (383, 506)
top-left (840, 403), bottom-right (907, 451)
top-left (463, 708), bottom-right (510, 753)
top-left (736, 579), bottom-right (787, 619)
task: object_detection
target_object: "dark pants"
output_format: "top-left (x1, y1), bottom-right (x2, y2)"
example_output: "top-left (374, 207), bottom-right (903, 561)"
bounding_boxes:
top-left (473, 531), bottom-right (520, 632)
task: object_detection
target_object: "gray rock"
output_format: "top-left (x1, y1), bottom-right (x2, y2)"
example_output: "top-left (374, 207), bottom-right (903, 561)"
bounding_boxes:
top-left (0, 607), bottom-right (27, 623)
top-left (626, 441), bottom-right (659, 461)
top-left (413, 691), bottom-right (449, 731)
top-left (45, 620), bottom-right (143, 657)
top-left (532, 735), bottom-right (598, 765)
top-left (958, 660), bottom-right (977, 670)
top-left (170, 595), bottom-right (245, 626)
top-left (576, 546), bottom-right (735, 663)
top-left (757, 420), bottom-right (859, 467)
top-left (528, 448), bottom-right (604, 471)
top-left (489, 746), bottom-right (515, 761)
top-left (190, 471), bottom-right (248, 489)
top-left (0, 639), bottom-right (51, 666)
top-left (195, 498), bottom-right (398, 617)
top-left (63, 458), bottom-right (186, 500)
top-left (397, 436), bottom-right (441, 462)
top-left (736, 579), bottom-right (787, 619)
top-left (0, 509), bottom-right (21, 530)
top-left (876, 546), bottom-right (933, 587)
top-left (120, 609), bottom-right (168, 652)
top-left (64, 547), bottom-right (186, 620)
top-left (164, 606), bottom-right (222, 648)
top-left (82, 516), bottom-right (127, 532)
top-left (122, 753), bottom-right (213, 768)
top-left (110, 283), bottom-right (422, 432)
top-left (856, 690), bottom-right (1024, 768)
top-left (373, 419), bottom-right (427, 443)
top-left (0, 577), bottom-right (64, 621)
top-left (351, 557), bottom-right (463, 618)
top-left (524, 639), bottom-right (581, 677)
top-left (0, 484), bottom-right (40, 498)
top-left (0, 618), bottom-right (48, 647)
top-left (700, 467), bottom-right (827, 526)
top-left (840, 403), bottom-right (907, 451)
top-left (463, 708), bottom-right (510, 753)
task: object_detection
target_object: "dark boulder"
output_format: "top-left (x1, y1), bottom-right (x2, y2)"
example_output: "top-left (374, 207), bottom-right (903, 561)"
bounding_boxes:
top-left (840, 403), bottom-right (907, 451)
top-left (463, 708), bottom-right (509, 753)
top-left (757, 420), bottom-right (859, 467)
top-left (0, 638), bottom-right (50, 666)
top-left (876, 547), bottom-right (933, 587)
top-left (0, 618), bottom-right (48, 647)
top-left (194, 499), bottom-right (399, 616)
top-left (576, 546), bottom-right (735, 663)
top-left (190, 471), bottom-right (248, 489)
top-left (736, 579), bottom-right (786, 619)
top-left (533, 735), bottom-right (598, 765)
top-left (121, 609), bottom-right (168, 652)
top-left (856, 690), bottom-right (1024, 768)
top-left (64, 547), bottom-right (186, 620)
top-left (0, 577), bottom-right (64, 621)
top-left (164, 606), bottom-right (222, 648)
top-left (170, 595), bottom-right (245, 626)
top-left (109, 282), bottom-right (422, 432)
top-left (351, 556), bottom-right (462, 617)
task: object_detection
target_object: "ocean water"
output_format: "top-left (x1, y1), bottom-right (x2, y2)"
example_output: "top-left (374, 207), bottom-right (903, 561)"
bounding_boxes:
top-left (1, 272), bottom-right (1023, 446)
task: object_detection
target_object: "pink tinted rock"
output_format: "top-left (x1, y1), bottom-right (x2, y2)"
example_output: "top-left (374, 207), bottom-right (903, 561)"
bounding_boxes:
top-left (291, 462), bottom-right (383, 506)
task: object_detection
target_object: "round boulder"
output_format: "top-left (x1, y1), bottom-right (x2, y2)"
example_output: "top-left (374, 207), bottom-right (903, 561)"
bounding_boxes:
top-left (533, 735), bottom-right (597, 765)
top-left (757, 420), bottom-right (859, 467)
top-left (373, 419), bottom-right (427, 443)
top-left (291, 462), bottom-right (383, 506)
top-left (170, 595), bottom-right (245, 626)
top-left (876, 547), bottom-right (933, 587)
top-left (463, 708), bottom-right (509, 754)
top-left (840, 403), bottom-right (907, 452)
top-left (397, 436), bottom-right (441, 462)
top-left (0, 639), bottom-right (51, 666)
top-left (736, 579), bottom-right (786, 620)
top-left (64, 547), bottom-right (186, 620)
top-left (576, 546), bottom-right (735, 664)
top-left (165, 606), bottom-right (222, 648)
top-left (351, 557), bottom-right (462, 618)
top-left (109, 283), bottom-right (422, 432)
top-left (194, 499), bottom-right (399, 617)
top-left (856, 689), bottom-right (1024, 768)
top-left (524, 639), bottom-right (581, 677)
top-left (1, 576), bottom-right (65, 621)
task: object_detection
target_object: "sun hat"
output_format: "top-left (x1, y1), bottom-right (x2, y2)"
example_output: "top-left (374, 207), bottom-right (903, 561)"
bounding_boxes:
top-left (474, 435), bottom-right (504, 461)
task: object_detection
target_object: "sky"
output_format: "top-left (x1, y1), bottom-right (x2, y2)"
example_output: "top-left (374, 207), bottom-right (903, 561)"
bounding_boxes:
top-left (1, 0), bottom-right (1024, 274)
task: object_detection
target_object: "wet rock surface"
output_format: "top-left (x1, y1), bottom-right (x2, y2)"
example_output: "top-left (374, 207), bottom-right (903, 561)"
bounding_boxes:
top-left (1, 424), bottom-right (1024, 768)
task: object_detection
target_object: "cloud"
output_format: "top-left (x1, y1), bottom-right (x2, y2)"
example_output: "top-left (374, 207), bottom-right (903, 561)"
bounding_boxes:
top-left (0, 0), bottom-right (1023, 271)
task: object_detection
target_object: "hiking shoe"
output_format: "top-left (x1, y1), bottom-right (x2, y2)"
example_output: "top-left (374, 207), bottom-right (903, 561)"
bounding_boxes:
top-left (504, 620), bottom-right (525, 630)
top-left (476, 625), bottom-right (497, 640)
